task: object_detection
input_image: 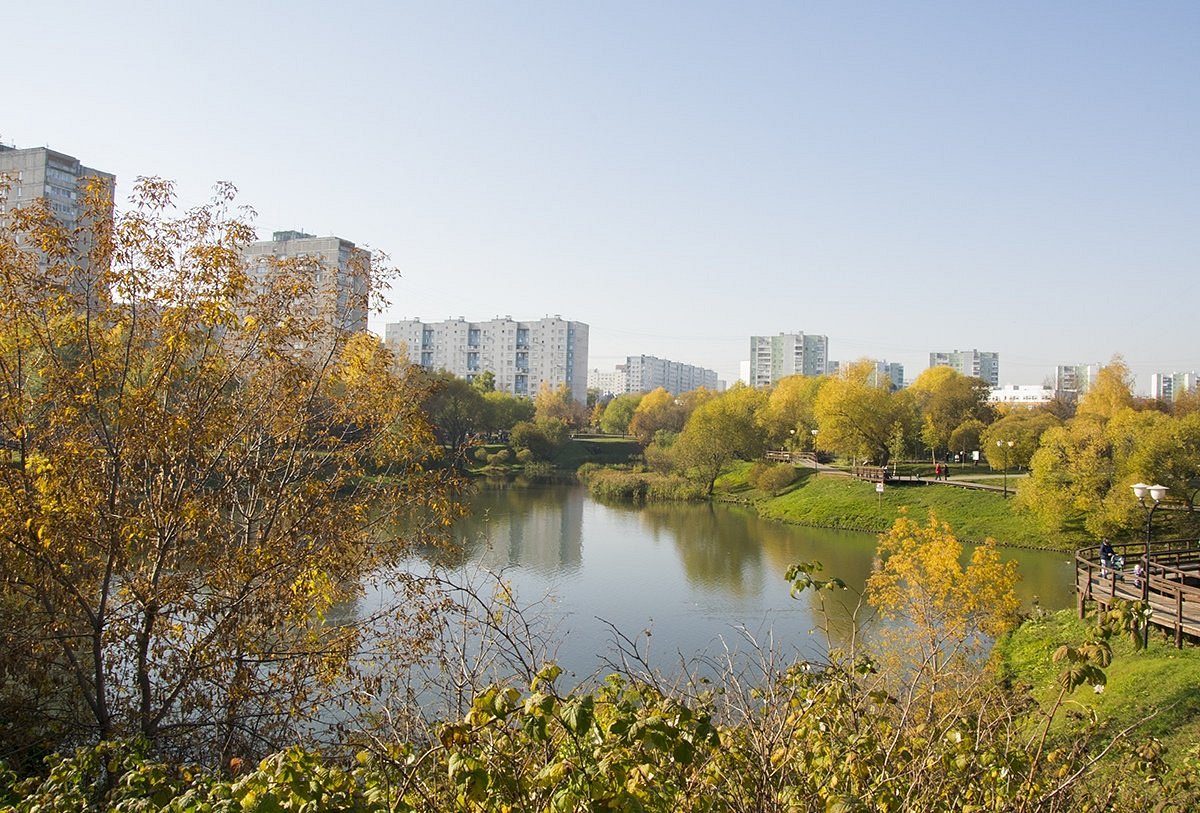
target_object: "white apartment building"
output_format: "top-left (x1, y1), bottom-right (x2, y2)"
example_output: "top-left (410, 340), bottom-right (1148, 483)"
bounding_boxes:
top-left (1150, 371), bottom-right (1198, 402)
top-left (386, 316), bottom-right (589, 404)
top-left (606, 355), bottom-right (720, 396)
top-left (929, 349), bottom-right (1000, 387)
top-left (749, 333), bottom-right (829, 388)
top-left (587, 367), bottom-right (626, 397)
top-left (1055, 363), bottom-right (1102, 398)
top-left (243, 230), bottom-right (370, 335)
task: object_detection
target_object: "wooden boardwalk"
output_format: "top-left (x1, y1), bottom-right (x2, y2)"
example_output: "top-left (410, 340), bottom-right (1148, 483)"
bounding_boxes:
top-left (1076, 538), bottom-right (1200, 647)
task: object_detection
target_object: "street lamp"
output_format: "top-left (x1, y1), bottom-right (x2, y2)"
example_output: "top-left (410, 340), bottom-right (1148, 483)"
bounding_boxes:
top-left (1131, 482), bottom-right (1167, 648)
top-left (996, 439), bottom-right (1014, 497)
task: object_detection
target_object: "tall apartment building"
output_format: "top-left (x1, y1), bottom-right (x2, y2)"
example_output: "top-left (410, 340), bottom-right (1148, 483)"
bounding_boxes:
top-left (1054, 363), bottom-right (1101, 398)
top-left (243, 230), bottom-right (370, 334)
top-left (385, 316), bottom-right (589, 404)
top-left (0, 143), bottom-right (114, 225)
top-left (587, 367), bottom-right (626, 397)
top-left (1, 144), bottom-right (115, 302)
top-left (929, 349), bottom-right (999, 387)
top-left (835, 359), bottom-right (904, 389)
top-left (1150, 371), bottom-right (1198, 402)
top-left (749, 333), bottom-right (829, 388)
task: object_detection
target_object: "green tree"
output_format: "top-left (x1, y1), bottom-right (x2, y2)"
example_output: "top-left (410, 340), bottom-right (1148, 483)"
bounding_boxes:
top-left (510, 417), bottom-right (570, 462)
top-left (471, 369), bottom-right (496, 392)
top-left (673, 386), bottom-right (767, 495)
top-left (482, 389), bottom-right (535, 432)
top-left (0, 178), bottom-right (461, 765)
top-left (599, 392), bottom-right (643, 435)
top-left (422, 371), bottom-right (486, 460)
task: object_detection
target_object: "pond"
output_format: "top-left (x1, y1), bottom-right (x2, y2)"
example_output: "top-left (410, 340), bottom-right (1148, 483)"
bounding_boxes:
top-left (423, 480), bottom-right (1078, 681)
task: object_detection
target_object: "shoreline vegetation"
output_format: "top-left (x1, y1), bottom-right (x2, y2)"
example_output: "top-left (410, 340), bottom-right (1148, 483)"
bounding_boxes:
top-left (566, 449), bottom-right (1090, 552)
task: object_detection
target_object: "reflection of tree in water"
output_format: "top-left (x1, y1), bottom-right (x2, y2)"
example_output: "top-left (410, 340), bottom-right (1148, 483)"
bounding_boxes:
top-left (638, 503), bottom-right (765, 597)
top-left (436, 482), bottom-right (585, 574)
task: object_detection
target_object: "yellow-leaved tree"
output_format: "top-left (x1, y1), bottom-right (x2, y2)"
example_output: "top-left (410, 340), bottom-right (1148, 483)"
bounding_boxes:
top-left (0, 177), bottom-right (463, 767)
top-left (866, 512), bottom-right (1020, 716)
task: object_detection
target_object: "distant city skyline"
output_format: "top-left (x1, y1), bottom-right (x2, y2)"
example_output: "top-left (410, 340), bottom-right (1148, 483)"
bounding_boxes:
top-left (5, 2), bottom-right (1197, 394)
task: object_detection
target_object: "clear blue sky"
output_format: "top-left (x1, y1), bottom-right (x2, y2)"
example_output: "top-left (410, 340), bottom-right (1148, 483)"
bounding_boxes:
top-left (7, 2), bottom-right (1198, 392)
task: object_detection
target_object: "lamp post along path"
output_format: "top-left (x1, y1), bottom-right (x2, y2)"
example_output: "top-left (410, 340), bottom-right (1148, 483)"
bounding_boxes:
top-left (1131, 482), bottom-right (1167, 648)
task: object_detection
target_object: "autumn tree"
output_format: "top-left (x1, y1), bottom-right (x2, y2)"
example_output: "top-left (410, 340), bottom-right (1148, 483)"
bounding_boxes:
top-left (759, 374), bottom-right (825, 449)
top-left (0, 178), bottom-right (462, 765)
top-left (533, 382), bottom-right (584, 429)
top-left (672, 385), bottom-right (767, 495)
top-left (978, 410), bottom-right (1060, 472)
top-left (908, 367), bottom-right (994, 462)
top-left (867, 512), bottom-right (1020, 712)
top-left (627, 387), bottom-right (685, 445)
top-left (813, 360), bottom-right (916, 465)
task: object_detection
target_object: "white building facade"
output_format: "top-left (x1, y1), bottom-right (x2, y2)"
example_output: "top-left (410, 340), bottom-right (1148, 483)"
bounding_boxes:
top-left (929, 349), bottom-right (1000, 387)
top-left (386, 316), bottom-right (589, 404)
top-left (749, 333), bottom-right (829, 388)
top-left (989, 384), bottom-right (1056, 407)
top-left (1150, 371), bottom-right (1198, 402)
top-left (1055, 363), bottom-right (1102, 398)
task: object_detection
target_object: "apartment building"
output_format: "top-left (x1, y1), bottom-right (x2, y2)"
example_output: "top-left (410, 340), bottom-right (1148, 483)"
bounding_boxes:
top-left (385, 316), bottom-right (589, 404)
top-left (929, 349), bottom-right (1000, 387)
top-left (1150, 371), bottom-right (1198, 402)
top-left (1054, 363), bottom-right (1102, 398)
top-left (0, 143), bottom-right (114, 225)
top-left (243, 230), bottom-right (370, 335)
top-left (749, 333), bottom-right (829, 387)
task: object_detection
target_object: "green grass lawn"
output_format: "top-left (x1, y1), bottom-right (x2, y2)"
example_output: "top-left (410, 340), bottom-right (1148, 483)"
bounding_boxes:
top-left (720, 465), bottom-right (1089, 550)
top-left (997, 608), bottom-right (1200, 769)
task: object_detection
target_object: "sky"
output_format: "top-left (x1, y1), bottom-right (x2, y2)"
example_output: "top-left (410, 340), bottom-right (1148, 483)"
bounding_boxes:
top-left (6, 1), bottom-right (1198, 392)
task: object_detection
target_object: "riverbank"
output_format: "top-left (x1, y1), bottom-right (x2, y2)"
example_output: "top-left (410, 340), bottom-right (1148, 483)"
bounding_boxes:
top-left (715, 464), bottom-right (1090, 551)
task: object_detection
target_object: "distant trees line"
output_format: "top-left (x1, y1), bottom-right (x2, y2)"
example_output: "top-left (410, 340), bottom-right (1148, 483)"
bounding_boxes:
top-left (425, 358), bottom-right (1200, 539)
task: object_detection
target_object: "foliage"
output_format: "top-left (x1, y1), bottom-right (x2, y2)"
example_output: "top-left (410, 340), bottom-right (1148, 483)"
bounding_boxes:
top-left (533, 382), bottom-right (584, 429)
top-left (908, 367), bottom-right (994, 460)
top-left (979, 410), bottom-right (1060, 471)
top-left (599, 392), bottom-right (643, 435)
top-left (627, 387), bottom-right (685, 445)
top-left (480, 390), bottom-right (535, 433)
top-left (509, 417), bottom-right (570, 462)
top-left (579, 467), bottom-right (706, 503)
top-left (672, 385), bottom-right (767, 496)
top-left (759, 374), bottom-right (824, 448)
top-left (813, 360), bottom-right (916, 465)
top-left (747, 462), bottom-right (796, 496)
top-left (0, 178), bottom-right (463, 766)
top-left (421, 370), bottom-right (486, 461)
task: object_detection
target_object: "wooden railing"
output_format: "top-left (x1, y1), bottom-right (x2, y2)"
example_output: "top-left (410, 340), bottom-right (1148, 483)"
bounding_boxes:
top-left (1076, 538), bottom-right (1200, 647)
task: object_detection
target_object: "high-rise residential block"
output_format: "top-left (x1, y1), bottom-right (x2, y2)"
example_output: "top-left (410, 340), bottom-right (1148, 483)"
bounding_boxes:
top-left (0, 143), bottom-right (114, 225)
top-left (1054, 363), bottom-right (1101, 398)
top-left (749, 333), bottom-right (829, 388)
top-left (928, 349), bottom-right (999, 387)
top-left (1150, 371), bottom-right (1198, 402)
top-left (243, 230), bottom-right (370, 335)
top-left (385, 316), bottom-right (589, 404)
top-left (618, 355), bottom-right (719, 396)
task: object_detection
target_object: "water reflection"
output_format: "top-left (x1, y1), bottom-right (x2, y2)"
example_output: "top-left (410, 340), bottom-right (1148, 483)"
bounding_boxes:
top-left (435, 481), bottom-right (1076, 678)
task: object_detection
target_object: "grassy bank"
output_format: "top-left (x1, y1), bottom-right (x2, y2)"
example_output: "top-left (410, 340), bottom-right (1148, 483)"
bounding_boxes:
top-left (717, 465), bottom-right (1090, 551)
top-left (996, 608), bottom-right (1200, 769)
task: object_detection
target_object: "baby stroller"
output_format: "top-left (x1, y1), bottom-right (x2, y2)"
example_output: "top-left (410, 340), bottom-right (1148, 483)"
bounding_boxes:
top-left (1101, 552), bottom-right (1124, 579)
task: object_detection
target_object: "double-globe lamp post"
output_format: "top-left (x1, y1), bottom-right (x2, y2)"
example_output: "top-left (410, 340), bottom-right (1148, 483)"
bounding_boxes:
top-left (1131, 482), bottom-right (1167, 649)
